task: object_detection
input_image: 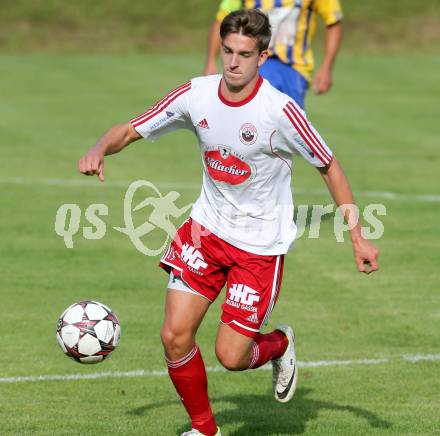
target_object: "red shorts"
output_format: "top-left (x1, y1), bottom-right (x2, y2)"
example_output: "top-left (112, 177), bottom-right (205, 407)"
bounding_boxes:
top-left (159, 218), bottom-right (284, 338)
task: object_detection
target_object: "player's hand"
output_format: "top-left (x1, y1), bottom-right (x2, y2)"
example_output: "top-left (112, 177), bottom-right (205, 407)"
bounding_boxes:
top-left (312, 67), bottom-right (332, 94)
top-left (78, 150), bottom-right (105, 182)
top-left (352, 237), bottom-right (380, 274)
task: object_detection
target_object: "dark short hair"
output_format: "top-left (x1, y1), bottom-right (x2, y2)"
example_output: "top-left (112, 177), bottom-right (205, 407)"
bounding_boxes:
top-left (220, 9), bottom-right (271, 52)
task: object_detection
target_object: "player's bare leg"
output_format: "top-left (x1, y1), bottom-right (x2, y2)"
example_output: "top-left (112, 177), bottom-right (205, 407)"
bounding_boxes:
top-left (161, 289), bottom-right (209, 360)
top-left (160, 288), bottom-right (219, 436)
top-left (215, 323), bottom-right (254, 370)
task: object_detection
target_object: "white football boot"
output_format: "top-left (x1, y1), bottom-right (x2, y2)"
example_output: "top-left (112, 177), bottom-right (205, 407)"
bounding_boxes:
top-left (180, 427), bottom-right (221, 436)
top-left (272, 324), bottom-right (298, 403)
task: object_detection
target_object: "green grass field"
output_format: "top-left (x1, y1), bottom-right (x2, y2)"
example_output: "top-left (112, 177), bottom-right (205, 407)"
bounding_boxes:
top-left (0, 52), bottom-right (439, 435)
top-left (1, 0), bottom-right (439, 52)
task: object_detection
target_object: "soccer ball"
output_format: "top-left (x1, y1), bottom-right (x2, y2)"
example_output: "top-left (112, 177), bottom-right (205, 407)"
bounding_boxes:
top-left (56, 300), bottom-right (121, 364)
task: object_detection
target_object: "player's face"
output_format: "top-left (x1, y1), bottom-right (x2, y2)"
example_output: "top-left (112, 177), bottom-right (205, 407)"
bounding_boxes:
top-left (221, 33), bottom-right (268, 90)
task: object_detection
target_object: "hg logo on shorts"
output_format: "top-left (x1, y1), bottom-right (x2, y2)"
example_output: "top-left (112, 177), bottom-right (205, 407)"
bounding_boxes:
top-left (227, 284), bottom-right (260, 308)
top-left (181, 243), bottom-right (208, 273)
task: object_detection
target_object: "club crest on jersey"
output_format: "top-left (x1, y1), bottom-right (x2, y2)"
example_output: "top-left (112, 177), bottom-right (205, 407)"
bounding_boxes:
top-left (239, 123), bottom-right (258, 145)
top-left (203, 146), bottom-right (256, 188)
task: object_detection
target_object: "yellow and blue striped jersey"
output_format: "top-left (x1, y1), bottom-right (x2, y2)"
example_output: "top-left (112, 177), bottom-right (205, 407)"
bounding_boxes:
top-left (216, 0), bottom-right (343, 81)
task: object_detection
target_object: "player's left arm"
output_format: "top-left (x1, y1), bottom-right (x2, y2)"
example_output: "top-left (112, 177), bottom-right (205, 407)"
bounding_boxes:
top-left (277, 99), bottom-right (378, 272)
top-left (312, 0), bottom-right (343, 95)
top-left (318, 157), bottom-right (380, 274)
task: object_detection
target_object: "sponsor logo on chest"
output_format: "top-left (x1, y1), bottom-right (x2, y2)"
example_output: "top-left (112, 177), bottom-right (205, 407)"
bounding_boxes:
top-left (203, 146), bottom-right (256, 188)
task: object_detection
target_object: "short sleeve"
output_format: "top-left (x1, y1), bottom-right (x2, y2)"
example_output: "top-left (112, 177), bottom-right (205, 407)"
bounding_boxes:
top-left (277, 100), bottom-right (333, 167)
top-left (314, 0), bottom-right (343, 26)
top-left (130, 81), bottom-right (194, 141)
top-left (216, 0), bottom-right (242, 22)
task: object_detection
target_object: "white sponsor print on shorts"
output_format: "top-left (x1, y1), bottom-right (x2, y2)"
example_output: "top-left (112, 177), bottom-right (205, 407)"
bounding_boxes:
top-left (226, 284), bottom-right (260, 313)
top-left (180, 243), bottom-right (208, 274)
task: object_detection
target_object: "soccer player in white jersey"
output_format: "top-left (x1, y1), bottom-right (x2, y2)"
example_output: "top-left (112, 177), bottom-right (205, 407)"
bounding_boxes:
top-left (79, 10), bottom-right (379, 436)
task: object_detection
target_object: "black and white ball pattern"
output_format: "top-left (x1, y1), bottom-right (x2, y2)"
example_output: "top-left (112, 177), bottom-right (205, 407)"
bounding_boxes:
top-left (56, 300), bottom-right (121, 364)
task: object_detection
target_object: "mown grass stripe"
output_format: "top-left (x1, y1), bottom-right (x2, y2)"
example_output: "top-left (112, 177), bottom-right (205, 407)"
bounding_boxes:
top-left (1, 354), bottom-right (439, 384)
top-left (1, 176), bottom-right (439, 202)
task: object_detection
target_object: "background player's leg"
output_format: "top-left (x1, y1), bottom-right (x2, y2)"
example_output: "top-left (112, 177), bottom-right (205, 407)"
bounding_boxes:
top-left (215, 323), bottom-right (287, 370)
top-left (161, 289), bottom-right (218, 436)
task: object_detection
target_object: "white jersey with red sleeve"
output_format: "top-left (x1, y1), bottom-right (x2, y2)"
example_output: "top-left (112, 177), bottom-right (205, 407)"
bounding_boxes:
top-left (130, 75), bottom-right (333, 255)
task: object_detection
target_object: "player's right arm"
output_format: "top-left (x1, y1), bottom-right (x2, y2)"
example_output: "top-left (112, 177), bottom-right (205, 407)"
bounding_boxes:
top-left (78, 123), bottom-right (141, 182)
top-left (79, 80), bottom-right (193, 182)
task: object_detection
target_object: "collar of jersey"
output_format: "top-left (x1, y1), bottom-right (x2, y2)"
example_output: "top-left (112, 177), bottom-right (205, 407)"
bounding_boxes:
top-left (218, 75), bottom-right (263, 107)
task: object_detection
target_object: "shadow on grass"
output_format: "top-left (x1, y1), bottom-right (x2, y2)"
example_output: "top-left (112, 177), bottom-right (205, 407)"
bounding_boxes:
top-left (128, 387), bottom-right (391, 435)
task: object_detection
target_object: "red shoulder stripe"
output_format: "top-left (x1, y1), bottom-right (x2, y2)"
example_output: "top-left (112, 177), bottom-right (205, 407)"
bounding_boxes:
top-left (283, 102), bottom-right (331, 164)
top-left (286, 102), bottom-right (332, 162)
top-left (131, 81), bottom-right (191, 126)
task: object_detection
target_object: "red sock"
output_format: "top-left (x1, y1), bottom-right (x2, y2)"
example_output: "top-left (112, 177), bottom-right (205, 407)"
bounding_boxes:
top-left (248, 330), bottom-right (288, 369)
top-left (166, 346), bottom-right (217, 436)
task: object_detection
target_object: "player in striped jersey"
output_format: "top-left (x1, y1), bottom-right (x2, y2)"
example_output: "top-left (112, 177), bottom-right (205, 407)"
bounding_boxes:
top-left (79, 10), bottom-right (378, 436)
top-left (204, 0), bottom-right (343, 108)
